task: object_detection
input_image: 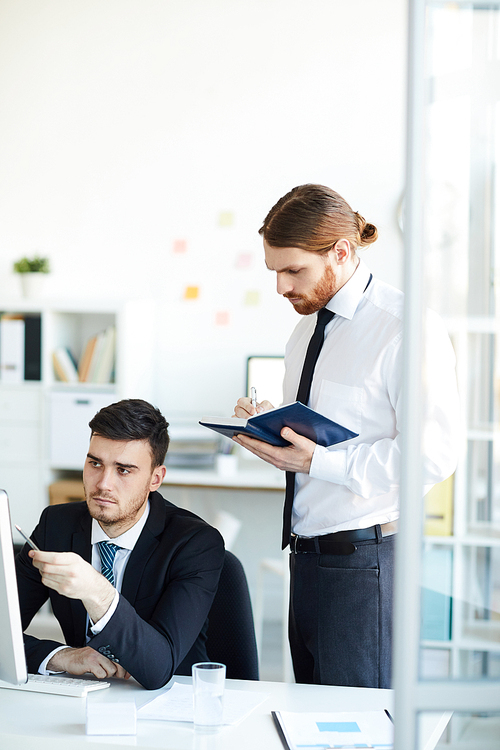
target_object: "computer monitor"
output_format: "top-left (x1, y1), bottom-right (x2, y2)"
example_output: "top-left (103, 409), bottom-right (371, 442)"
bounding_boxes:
top-left (246, 355), bottom-right (285, 410)
top-left (0, 489), bottom-right (28, 685)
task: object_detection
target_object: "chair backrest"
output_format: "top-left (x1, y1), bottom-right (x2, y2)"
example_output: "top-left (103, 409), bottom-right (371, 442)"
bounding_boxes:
top-left (205, 550), bottom-right (259, 680)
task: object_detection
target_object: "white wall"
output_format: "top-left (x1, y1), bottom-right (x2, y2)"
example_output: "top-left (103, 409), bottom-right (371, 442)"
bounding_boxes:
top-left (0, 0), bottom-right (407, 416)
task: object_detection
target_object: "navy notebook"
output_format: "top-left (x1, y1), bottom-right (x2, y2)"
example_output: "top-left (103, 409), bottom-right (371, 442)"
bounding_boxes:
top-left (200, 401), bottom-right (358, 448)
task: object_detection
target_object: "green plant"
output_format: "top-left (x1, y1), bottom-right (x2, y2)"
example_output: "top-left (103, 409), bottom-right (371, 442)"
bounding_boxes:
top-left (13, 255), bottom-right (50, 274)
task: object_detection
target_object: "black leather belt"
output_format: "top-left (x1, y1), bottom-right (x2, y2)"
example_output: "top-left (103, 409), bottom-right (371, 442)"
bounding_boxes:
top-left (290, 522), bottom-right (398, 555)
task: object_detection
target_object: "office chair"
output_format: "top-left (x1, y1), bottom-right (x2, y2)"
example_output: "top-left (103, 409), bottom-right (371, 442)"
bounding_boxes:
top-left (205, 550), bottom-right (259, 680)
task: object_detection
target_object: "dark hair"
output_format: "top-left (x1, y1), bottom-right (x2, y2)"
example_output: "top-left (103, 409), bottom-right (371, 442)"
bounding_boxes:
top-left (259, 184), bottom-right (378, 253)
top-left (89, 399), bottom-right (170, 468)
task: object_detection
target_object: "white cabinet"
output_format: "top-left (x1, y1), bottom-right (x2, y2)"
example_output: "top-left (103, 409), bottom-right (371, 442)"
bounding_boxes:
top-left (0, 299), bottom-right (155, 541)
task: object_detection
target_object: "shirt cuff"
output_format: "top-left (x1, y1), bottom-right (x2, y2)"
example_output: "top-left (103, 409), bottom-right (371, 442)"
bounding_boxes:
top-left (89, 589), bottom-right (120, 635)
top-left (309, 445), bottom-right (348, 484)
top-left (39, 645), bottom-right (70, 675)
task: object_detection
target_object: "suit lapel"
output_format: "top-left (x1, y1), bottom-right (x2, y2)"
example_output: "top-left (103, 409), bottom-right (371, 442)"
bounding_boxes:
top-left (121, 492), bottom-right (166, 603)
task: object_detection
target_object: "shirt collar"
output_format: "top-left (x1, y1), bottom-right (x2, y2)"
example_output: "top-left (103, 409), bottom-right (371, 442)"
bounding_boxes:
top-left (91, 499), bottom-right (150, 551)
top-left (325, 258), bottom-right (371, 320)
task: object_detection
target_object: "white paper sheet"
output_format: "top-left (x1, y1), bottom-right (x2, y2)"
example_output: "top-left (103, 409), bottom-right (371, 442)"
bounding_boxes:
top-left (138, 682), bottom-right (269, 726)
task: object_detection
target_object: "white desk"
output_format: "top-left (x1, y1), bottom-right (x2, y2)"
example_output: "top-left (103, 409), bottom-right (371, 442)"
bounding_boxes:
top-left (0, 676), bottom-right (450, 750)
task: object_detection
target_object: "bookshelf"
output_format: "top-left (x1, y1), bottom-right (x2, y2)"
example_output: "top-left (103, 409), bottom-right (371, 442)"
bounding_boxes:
top-left (421, 316), bottom-right (500, 681)
top-left (0, 299), bottom-right (155, 542)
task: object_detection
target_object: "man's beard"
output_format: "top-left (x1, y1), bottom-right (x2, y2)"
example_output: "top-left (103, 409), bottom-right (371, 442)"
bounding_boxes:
top-left (284, 263), bottom-right (337, 315)
top-left (84, 480), bottom-right (150, 532)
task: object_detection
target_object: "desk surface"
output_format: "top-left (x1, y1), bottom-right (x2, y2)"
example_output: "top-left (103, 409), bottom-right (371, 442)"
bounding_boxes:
top-left (163, 464), bottom-right (285, 490)
top-left (0, 675), bottom-right (449, 750)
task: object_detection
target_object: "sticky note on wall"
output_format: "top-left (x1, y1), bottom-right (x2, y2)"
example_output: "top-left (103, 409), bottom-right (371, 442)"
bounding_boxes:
top-left (218, 211), bottom-right (234, 227)
top-left (184, 286), bottom-right (199, 300)
top-left (215, 311), bottom-right (230, 326)
top-left (235, 253), bottom-right (252, 269)
top-left (244, 290), bottom-right (260, 306)
top-left (173, 239), bottom-right (187, 254)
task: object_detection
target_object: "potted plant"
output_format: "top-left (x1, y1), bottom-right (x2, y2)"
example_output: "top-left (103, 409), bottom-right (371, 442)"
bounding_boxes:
top-left (13, 255), bottom-right (50, 298)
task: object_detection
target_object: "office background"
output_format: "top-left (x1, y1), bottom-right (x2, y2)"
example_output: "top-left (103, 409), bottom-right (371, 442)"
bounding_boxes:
top-left (2, 2), bottom-right (498, 746)
top-left (0, 0), bottom-right (406, 417)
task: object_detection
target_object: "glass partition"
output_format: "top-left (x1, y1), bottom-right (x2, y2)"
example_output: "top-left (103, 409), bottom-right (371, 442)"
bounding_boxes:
top-left (394, 1), bottom-right (500, 747)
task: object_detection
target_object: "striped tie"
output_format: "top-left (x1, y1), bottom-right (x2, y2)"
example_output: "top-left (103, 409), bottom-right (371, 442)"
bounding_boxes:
top-left (97, 541), bottom-right (121, 587)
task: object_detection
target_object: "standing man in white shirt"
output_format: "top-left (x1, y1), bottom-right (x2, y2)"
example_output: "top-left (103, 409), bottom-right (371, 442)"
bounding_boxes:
top-left (233, 184), bottom-right (460, 688)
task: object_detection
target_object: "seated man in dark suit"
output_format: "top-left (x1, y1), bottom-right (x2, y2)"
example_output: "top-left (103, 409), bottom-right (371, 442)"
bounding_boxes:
top-left (16, 398), bottom-right (225, 690)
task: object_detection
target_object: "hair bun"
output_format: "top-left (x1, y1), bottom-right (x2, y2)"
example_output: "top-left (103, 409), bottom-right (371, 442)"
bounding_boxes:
top-left (356, 213), bottom-right (378, 246)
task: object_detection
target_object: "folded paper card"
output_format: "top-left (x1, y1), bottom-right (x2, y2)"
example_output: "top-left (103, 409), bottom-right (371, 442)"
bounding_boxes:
top-left (200, 401), bottom-right (358, 448)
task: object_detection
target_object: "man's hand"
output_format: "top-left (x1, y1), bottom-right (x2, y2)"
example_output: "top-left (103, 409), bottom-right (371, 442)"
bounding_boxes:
top-left (233, 427), bottom-right (316, 473)
top-left (47, 646), bottom-right (130, 681)
top-left (29, 550), bottom-right (115, 623)
top-left (233, 396), bottom-right (274, 418)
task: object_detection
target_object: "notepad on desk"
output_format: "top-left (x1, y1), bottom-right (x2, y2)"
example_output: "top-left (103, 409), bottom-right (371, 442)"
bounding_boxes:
top-left (200, 401), bottom-right (358, 448)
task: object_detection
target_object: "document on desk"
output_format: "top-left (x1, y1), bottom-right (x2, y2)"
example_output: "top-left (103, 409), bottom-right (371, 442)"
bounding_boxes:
top-left (138, 682), bottom-right (269, 725)
top-left (272, 709), bottom-right (394, 750)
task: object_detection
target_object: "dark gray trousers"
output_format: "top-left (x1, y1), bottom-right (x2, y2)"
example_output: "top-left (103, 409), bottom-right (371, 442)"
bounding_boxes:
top-left (288, 533), bottom-right (395, 688)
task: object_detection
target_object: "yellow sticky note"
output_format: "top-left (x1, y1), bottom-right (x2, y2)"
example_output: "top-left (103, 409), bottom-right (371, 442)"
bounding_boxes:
top-left (184, 286), bottom-right (199, 300)
top-left (173, 239), bottom-right (187, 254)
top-left (215, 311), bottom-right (230, 326)
top-left (244, 290), bottom-right (260, 306)
top-left (218, 211), bottom-right (234, 227)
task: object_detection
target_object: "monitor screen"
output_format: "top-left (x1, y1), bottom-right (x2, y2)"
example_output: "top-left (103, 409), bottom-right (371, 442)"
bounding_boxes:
top-left (0, 489), bottom-right (28, 685)
top-left (246, 355), bottom-right (285, 410)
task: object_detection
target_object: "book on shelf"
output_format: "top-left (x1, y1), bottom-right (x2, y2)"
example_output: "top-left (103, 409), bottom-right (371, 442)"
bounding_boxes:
top-left (52, 348), bottom-right (79, 383)
top-left (421, 545), bottom-right (453, 641)
top-left (92, 326), bottom-right (116, 384)
top-left (78, 335), bottom-right (98, 382)
top-left (76, 326), bottom-right (116, 385)
top-left (0, 313), bottom-right (42, 383)
top-left (424, 474), bottom-right (454, 536)
top-left (24, 315), bottom-right (42, 381)
top-left (0, 315), bottom-right (25, 383)
top-left (200, 401), bottom-right (358, 448)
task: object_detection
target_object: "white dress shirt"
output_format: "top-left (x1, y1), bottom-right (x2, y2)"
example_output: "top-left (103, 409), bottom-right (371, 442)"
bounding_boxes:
top-left (282, 260), bottom-right (461, 538)
top-left (39, 501), bottom-right (150, 674)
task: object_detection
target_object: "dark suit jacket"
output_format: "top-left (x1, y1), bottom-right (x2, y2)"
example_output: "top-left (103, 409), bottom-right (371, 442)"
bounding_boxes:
top-left (15, 491), bottom-right (225, 689)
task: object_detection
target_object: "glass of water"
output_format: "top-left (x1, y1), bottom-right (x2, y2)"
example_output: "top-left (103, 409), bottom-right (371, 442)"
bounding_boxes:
top-left (192, 662), bottom-right (226, 731)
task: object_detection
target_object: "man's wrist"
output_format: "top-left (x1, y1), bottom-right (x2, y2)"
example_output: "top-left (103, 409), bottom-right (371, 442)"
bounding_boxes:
top-left (45, 646), bottom-right (72, 673)
top-left (84, 578), bottom-right (116, 624)
top-left (88, 589), bottom-right (120, 633)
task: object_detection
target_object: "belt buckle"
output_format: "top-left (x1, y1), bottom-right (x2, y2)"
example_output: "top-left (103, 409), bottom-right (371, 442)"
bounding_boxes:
top-left (290, 534), bottom-right (298, 553)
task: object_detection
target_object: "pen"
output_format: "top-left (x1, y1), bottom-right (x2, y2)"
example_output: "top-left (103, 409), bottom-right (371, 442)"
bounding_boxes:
top-left (15, 525), bottom-right (40, 551)
top-left (251, 387), bottom-right (257, 410)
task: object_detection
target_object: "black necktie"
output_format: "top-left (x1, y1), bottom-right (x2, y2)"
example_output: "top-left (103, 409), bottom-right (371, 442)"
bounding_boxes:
top-left (282, 307), bottom-right (335, 548)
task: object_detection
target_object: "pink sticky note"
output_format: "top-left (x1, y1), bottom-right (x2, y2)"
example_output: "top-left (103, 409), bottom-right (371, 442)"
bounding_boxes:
top-left (173, 239), bottom-right (187, 254)
top-left (236, 253), bottom-right (252, 269)
top-left (215, 311), bottom-right (230, 326)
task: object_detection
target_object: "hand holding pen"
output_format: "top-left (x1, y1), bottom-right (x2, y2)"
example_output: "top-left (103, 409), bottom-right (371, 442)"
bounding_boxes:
top-left (15, 525), bottom-right (40, 551)
top-left (234, 388), bottom-right (275, 418)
